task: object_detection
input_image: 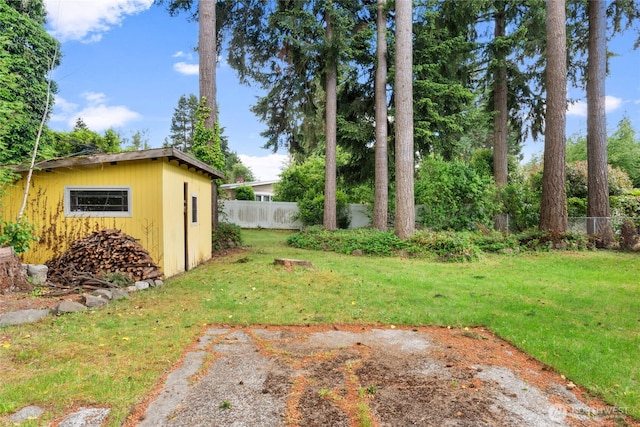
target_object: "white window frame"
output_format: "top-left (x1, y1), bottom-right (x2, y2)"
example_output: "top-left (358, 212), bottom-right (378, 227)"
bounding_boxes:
top-left (191, 193), bottom-right (198, 224)
top-left (64, 186), bottom-right (132, 217)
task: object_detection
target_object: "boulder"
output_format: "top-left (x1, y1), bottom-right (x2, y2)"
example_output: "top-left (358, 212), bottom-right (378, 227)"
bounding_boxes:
top-left (0, 309), bottom-right (50, 327)
top-left (82, 294), bottom-right (108, 308)
top-left (54, 300), bottom-right (87, 314)
top-left (26, 264), bottom-right (48, 286)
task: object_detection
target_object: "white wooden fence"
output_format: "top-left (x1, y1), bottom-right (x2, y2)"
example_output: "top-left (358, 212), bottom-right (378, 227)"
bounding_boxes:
top-left (221, 200), bottom-right (371, 229)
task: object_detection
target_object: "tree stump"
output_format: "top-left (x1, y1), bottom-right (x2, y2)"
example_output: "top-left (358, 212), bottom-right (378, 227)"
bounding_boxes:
top-left (0, 247), bottom-right (32, 293)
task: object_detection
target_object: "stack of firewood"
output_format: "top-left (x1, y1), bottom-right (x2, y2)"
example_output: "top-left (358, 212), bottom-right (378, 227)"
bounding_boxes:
top-left (46, 229), bottom-right (162, 290)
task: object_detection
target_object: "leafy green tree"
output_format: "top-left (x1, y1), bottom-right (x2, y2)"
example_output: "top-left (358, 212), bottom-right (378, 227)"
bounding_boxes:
top-left (274, 154), bottom-right (350, 228)
top-left (234, 185), bottom-right (255, 200)
top-left (608, 117), bottom-right (640, 187)
top-left (0, 0), bottom-right (60, 164)
top-left (48, 118), bottom-right (122, 156)
top-left (226, 162), bottom-right (255, 184)
top-left (564, 118), bottom-right (640, 188)
top-left (415, 157), bottom-right (499, 231)
top-left (122, 129), bottom-right (151, 151)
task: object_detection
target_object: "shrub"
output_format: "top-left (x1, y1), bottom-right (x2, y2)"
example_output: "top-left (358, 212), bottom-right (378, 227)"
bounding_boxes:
top-left (287, 227), bottom-right (408, 256)
top-left (610, 194), bottom-right (640, 218)
top-left (295, 192), bottom-right (351, 229)
top-left (235, 185), bottom-right (255, 201)
top-left (212, 222), bottom-right (242, 251)
top-left (0, 219), bottom-right (38, 254)
top-left (408, 231), bottom-right (481, 262)
top-left (567, 197), bottom-right (587, 217)
top-left (498, 181), bottom-right (540, 232)
top-left (415, 158), bottom-right (498, 231)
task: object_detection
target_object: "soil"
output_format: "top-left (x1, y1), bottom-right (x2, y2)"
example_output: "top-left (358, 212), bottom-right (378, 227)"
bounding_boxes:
top-left (125, 325), bottom-right (637, 427)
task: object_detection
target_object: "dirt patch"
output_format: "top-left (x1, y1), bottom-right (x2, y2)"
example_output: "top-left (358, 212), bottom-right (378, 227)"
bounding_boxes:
top-left (0, 290), bottom-right (80, 315)
top-left (126, 325), bottom-right (637, 427)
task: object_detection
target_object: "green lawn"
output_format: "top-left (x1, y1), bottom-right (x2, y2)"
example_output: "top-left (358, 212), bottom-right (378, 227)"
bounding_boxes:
top-left (1, 229), bottom-right (639, 426)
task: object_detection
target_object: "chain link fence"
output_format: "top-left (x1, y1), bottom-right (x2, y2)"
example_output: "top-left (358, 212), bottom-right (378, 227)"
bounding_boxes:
top-left (568, 217), bottom-right (640, 234)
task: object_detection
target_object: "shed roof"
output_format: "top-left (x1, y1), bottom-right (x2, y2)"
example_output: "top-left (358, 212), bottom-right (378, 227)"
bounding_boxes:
top-left (13, 148), bottom-right (224, 180)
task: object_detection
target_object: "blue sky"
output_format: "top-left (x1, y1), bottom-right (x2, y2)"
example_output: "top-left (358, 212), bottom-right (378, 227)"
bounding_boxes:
top-left (44, 0), bottom-right (640, 180)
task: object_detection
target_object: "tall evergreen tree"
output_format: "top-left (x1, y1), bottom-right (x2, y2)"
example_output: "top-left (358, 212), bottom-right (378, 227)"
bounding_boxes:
top-left (165, 94), bottom-right (199, 151)
top-left (324, 3), bottom-right (338, 230)
top-left (586, 0), bottom-right (613, 242)
top-left (394, 0), bottom-right (414, 239)
top-left (540, 0), bottom-right (568, 232)
top-left (373, 0), bottom-right (388, 230)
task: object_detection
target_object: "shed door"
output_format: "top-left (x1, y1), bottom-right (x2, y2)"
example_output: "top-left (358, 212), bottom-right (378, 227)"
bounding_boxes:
top-left (183, 182), bottom-right (189, 271)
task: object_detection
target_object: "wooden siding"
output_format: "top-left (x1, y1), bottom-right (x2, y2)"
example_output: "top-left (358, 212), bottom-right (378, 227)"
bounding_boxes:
top-left (160, 158), bottom-right (212, 276)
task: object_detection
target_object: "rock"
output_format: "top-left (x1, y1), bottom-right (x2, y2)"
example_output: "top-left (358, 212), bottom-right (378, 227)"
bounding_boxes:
top-left (54, 300), bottom-right (87, 314)
top-left (126, 285), bottom-right (138, 293)
top-left (93, 289), bottom-right (113, 300)
top-left (27, 264), bottom-right (48, 286)
top-left (57, 407), bottom-right (110, 427)
top-left (82, 294), bottom-right (108, 308)
top-left (8, 405), bottom-right (45, 422)
top-left (111, 289), bottom-right (129, 300)
top-left (146, 279), bottom-right (156, 287)
top-left (154, 279), bottom-right (164, 288)
top-left (0, 309), bottom-right (50, 327)
top-left (134, 281), bottom-right (150, 290)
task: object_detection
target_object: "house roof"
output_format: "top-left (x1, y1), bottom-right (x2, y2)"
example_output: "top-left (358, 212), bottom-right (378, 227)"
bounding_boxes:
top-left (13, 148), bottom-right (225, 180)
top-left (220, 180), bottom-right (279, 190)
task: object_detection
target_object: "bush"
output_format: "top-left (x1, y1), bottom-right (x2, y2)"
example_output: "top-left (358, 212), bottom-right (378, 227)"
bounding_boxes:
top-left (567, 197), bottom-right (587, 217)
top-left (212, 222), bottom-right (242, 251)
top-left (295, 192), bottom-right (351, 229)
top-left (408, 231), bottom-right (481, 262)
top-left (415, 158), bottom-right (498, 231)
top-left (287, 227), bottom-right (408, 256)
top-left (498, 181), bottom-right (540, 232)
top-left (235, 185), bottom-right (255, 201)
top-left (0, 219), bottom-right (38, 254)
top-left (610, 195), bottom-right (640, 218)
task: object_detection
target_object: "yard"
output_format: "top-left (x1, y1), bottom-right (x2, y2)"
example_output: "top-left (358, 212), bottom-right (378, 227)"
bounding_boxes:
top-left (0, 229), bottom-right (639, 426)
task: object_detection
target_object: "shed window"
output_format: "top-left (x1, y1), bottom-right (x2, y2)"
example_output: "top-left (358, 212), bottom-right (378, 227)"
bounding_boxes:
top-left (65, 186), bottom-right (132, 217)
top-left (191, 195), bottom-right (198, 224)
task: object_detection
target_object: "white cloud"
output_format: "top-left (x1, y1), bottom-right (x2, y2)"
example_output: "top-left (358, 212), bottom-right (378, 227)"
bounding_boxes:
top-left (44, 0), bottom-right (153, 43)
top-left (567, 101), bottom-right (588, 117)
top-left (605, 95), bottom-right (623, 111)
top-left (238, 154), bottom-right (289, 181)
top-left (567, 95), bottom-right (623, 117)
top-left (173, 61), bottom-right (199, 75)
top-left (50, 96), bottom-right (78, 122)
top-left (51, 92), bottom-right (140, 131)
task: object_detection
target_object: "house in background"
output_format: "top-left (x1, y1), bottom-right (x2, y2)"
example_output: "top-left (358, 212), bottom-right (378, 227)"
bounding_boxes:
top-left (2, 148), bottom-right (224, 278)
top-left (220, 180), bottom-right (279, 202)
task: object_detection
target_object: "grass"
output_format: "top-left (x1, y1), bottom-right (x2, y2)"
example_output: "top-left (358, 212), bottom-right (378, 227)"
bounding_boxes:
top-left (1, 229), bottom-right (639, 425)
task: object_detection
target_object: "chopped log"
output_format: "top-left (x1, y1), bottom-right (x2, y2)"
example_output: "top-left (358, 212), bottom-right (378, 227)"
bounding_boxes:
top-left (274, 258), bottom-right (314, 269)
top-left (45, 229), bottom-right (163, 291)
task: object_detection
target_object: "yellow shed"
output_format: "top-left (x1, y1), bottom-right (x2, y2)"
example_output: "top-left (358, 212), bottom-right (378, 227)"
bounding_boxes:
top-left (2, 148), bottom-right (224, 278)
